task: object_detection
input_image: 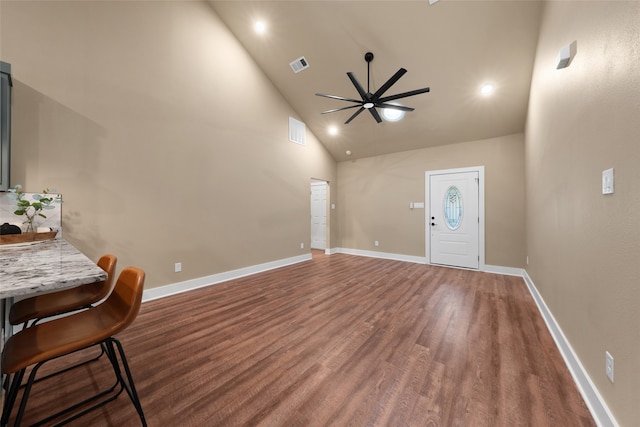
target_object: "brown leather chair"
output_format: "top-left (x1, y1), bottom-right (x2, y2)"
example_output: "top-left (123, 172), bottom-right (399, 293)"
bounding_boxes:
top-left (6, 255), bottom-right (118, 385)
top-left (1, 267), bottom-right (147, 427)
top-left (9, 254), bottom-right (117, 327)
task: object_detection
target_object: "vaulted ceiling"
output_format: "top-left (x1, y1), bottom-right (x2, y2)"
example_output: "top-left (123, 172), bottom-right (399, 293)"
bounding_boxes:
top-left (209, 1), bottom-right (543, 161)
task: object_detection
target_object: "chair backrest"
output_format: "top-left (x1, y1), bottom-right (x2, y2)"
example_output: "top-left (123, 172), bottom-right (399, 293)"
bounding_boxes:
top-left (97, 266), bottom-right (146, 336)
top-left (95, 254), bottom-right (118, 298)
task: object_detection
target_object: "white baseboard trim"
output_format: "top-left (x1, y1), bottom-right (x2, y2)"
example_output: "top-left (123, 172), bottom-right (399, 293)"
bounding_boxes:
top-left (483, 264), bottom-right (525, 276)
top-left (142, 253), bottom-right (312, 303)
top-left (522, 270), bottom-right (618, 427)
top-left (335, 250), bottom-right (525, 277)
top-left (335, 247), bottom-right (427, 264)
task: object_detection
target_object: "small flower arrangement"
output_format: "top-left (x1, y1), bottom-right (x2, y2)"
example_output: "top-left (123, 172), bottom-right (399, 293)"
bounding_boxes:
top-left (7, 184), bottom-right (62, 233)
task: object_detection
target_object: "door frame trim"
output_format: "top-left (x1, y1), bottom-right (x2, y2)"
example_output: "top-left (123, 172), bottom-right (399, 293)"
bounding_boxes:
top-left (425, 166), bottom-right (485, 270)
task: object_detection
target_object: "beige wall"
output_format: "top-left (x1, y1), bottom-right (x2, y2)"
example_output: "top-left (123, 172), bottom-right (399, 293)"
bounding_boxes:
top-left (526, 2), bottom-right (640, 425)
top-left (0, 1), bottom-right (337, 289)
top-left (337, 133), bottom-right (525, 268)
top-left (4, 1), bottom-right (638, 423)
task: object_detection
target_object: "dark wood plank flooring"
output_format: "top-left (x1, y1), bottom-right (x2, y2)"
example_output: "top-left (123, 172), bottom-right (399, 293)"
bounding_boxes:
top-left (9, 252), bottom-right (596, 426)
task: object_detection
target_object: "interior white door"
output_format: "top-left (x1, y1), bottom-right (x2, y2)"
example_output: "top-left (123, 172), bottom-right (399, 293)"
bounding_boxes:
top-left (429, 171), bottom-right (479, 269)
top-left (310, 181), bottom-right (327, 250)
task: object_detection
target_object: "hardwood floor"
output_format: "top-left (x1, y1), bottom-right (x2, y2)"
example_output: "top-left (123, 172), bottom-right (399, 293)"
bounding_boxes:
top-left (9, 253), bottom-right (595, 426)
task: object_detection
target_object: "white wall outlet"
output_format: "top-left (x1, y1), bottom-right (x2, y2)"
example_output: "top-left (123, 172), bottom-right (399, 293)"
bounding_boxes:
top-left (374, 240), bottom-right (379, 247)
top-left (300, 243), bottom-right (304, 249)
top-left (605, 351), bottom-right (614, 383)
top-left (602, 168), bottom-right (614, 194)
top-left (526, 256), bottom-right (529, 265)
top-left (174, 262), bottom-right (182, 273)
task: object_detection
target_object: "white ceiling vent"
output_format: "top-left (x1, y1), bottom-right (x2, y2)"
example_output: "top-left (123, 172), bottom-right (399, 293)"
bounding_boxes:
top-left (289, 56), bottom-right (309, 73)
top-left (289, 117), bottom-right (306, 145)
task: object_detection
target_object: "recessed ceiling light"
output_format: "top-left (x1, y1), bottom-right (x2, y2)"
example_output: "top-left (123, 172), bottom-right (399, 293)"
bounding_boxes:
top-left (328, 126), bottom-right (338, 136)
top-left (381, 106), bottom-right (405, 122)
top-left (254, 20), bottom-right (267, 35)
top-left (480, 83), bottom-right (495, 96)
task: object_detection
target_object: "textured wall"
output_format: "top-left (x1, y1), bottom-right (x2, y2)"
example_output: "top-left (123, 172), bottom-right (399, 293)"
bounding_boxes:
top-left (526, 2), bottom-right (640, 425)
top-left (0, 1), bottom-right (337, 288)
top-left (337, 133), bottom-right (525, 268)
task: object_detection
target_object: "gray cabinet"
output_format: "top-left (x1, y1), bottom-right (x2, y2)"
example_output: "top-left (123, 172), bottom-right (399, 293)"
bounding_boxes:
top-left (0, 61), bottom-right (11, 191)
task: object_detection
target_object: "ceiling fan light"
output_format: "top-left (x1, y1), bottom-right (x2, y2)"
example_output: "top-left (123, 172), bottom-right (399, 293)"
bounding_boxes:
top-left (381, 107), bottom-right (405, 122)
top-left (363, 102), bottom-right (375, 109)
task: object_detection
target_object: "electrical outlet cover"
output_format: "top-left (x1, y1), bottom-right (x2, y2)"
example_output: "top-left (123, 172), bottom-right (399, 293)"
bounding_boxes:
top-left (605, 351), bottom-right (614, 383)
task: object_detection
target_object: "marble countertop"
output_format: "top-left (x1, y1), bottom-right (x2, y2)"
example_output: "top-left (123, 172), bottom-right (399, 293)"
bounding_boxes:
top-left (0, 239), bottom-right (107, 299)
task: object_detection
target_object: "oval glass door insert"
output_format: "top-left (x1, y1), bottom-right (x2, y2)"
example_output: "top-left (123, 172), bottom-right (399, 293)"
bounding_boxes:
top-left (444, 186), bottom-right (463, 230)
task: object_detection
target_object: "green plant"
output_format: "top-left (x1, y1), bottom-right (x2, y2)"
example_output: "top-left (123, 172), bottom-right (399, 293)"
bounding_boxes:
top-left (7, 184), bottom-right (62, 233)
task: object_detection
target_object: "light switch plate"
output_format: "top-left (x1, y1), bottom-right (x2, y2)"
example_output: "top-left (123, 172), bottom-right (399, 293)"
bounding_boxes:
top-left (602, 168), bottom-right (614, 194)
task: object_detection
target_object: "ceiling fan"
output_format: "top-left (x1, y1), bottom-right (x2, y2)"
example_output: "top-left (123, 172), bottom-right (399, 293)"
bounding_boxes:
top-left (316, 52), bottom-right (430, 124)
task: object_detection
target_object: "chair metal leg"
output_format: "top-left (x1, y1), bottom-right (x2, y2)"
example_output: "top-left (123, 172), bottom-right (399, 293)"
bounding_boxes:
top-left (14, 361), bottom-right (44, 427)
top-left (1, 373), bottom-right (9, 394)
top-left (5, 346), bottom-right (119, 427)
top-left (104, 338), bottom-right (147, 426)
top-left (1, 370), bottom-right (24, 427)
top-left (2, 340), bottom-right (146, 427)
top-left (29, 344), bottom-right (106, 386)
top-left (29, 305), bottom-right (92, 328)
top-left (31, 375), bottom-right (121, 427)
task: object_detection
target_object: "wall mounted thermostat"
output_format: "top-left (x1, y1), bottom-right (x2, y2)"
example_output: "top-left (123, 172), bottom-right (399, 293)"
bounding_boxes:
top-left (602, 168), bottom-right (614, 195)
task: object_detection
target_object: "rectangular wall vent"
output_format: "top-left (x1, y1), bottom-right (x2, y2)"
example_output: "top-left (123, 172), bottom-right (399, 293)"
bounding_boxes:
top-left (289, 117), bottom-right (306, 145)
top-left (289, 56), bottom-right (309, 73)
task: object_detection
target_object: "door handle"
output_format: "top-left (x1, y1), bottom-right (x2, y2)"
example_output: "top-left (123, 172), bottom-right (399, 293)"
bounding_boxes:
top-left (431, 222), bottom-right (437, 226)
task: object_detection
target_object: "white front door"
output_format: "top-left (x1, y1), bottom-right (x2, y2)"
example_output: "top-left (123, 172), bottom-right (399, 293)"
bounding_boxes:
top-left (310, 181), bottom-right (327, 250)
top-left (428, 170), bottom-right (480, 269)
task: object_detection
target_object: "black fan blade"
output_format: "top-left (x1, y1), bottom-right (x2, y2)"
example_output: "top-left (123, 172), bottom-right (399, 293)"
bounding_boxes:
top-left (376, 103), bottom-right (415, 112)
top-left (345, 107), bottom-right (366, 124)
top-left (347, 72), bottom-right (369, 101)
top-left (378, 87), bottom-right (430, 103)
top-left (315, 93), bottom-right (362, 104)
top-left (368, 107), bottom-right (383, 123)
top-left (371, 68), bottom-right (407, 100)
top-left (321, 104), bottom-right (363, 115)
